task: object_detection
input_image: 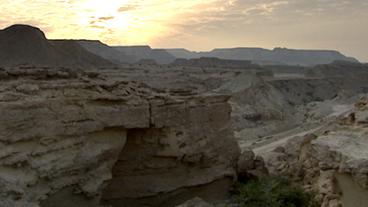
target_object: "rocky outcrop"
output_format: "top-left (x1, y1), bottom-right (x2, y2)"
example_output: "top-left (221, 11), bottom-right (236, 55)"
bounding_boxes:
top-left (0, 67), bottom-right (240, 207)
top-left (237, 149), bottom-right (268, 181)
top-left (262, 96), bottom-right (368, 207)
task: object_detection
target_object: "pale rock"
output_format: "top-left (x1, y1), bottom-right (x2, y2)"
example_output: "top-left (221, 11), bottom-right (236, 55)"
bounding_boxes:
top-left (261, 96), bottom-right (368, 206)
top-left (355, 110), bottom-right (368, 124)
top-left (15, 84), bottom-right (39, 94)
top-left (237, 149), bottom-right (255, 173)
top-left (176, 197), bottom-right (213, 207)
top-left (0, 68), bottom-right (240, 207)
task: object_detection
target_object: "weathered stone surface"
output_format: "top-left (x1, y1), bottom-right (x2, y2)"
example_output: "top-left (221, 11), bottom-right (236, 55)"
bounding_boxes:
top-left (171, 57), bottom-right (253, 69)
top-left (261, 96), bottom-right (368, 206)
top-left (356, 110), bottom-right (368, 124)
top-left (237, 149), bottom-right (268, 180)
top-left (237, 149), bottom-right (255, 173)
top-left (101, 95), bottom-right (240, 206)
top-left (175, 197), bottom-right (213, 207)
top-left (0, 68), bottom-right (240, 207)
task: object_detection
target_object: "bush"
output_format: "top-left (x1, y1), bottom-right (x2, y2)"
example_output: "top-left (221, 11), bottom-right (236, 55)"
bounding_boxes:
top-left (233, 177), bottom-right (319, 207)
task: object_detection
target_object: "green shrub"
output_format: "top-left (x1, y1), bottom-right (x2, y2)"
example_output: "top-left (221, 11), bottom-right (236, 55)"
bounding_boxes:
top-left (233, 177), bottom-right (319, 207)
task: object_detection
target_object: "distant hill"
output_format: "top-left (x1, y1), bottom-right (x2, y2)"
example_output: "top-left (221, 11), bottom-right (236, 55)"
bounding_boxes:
top-left (164, 48), bottom-right (200, 60)
top-left (166, 47), bottom-right (359, 66)
top-left (0, 24), bottom-right (360, 68)
top-left (171, 57), bottom-right (255, 69)
top-left (0, 25), bottom-right (115, 67)
top-left (114, 46), bottom-right (176, 64)
top-left (77, 40), bottom-right (136, 64)
top-left (306, 60), bottom-right (368, 78)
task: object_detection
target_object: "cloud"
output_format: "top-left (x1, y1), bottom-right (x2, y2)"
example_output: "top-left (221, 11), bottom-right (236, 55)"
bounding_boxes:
top-left (90, 25), bottom-right (105, 29)
top-left (242, 1), bottom-right (289, 16)
top-left (118, 5), bottom-right (137, 12)
top-left (98, 16), bottom-right (114, 21)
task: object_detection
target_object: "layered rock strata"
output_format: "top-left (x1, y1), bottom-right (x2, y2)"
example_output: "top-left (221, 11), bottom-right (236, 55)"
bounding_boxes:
top-left (0, 67), bottom-right (240, 207)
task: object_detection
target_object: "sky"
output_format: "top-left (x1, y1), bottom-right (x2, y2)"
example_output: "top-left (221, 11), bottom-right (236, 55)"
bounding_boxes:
top-left (0, 0), bottom-right (367, 61)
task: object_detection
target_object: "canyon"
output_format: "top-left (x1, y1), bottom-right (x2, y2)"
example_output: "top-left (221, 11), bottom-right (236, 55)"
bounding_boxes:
top-left (0, 25), bottom-right (367, 207)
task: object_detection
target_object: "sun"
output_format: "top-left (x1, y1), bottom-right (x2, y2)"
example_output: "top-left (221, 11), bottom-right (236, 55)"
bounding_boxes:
top-left (73, 0), bottom-right (169, 45)
top-left (47, 0), bottom-right (214, 46)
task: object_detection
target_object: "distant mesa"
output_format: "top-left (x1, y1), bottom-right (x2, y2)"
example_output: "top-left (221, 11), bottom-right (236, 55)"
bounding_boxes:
top-left (0, 24), bottom-right (115, 68)
top-left (305, 60), bottom-right (368, 78)
top-left (113, 46), bottom-right (176, 64)
top-left (0, 24), bottom-right (361, 68)
top-left (171, 57), bottom-right (256, 69)
top-left (76, 40), bottom-right (135, 64)
top-left (165, 48), bottom-right (200, 60)
top-left (72, 42), bottom-right (176, 65)
top-left (166, 47), bottom-right (359, 66)
top-left (0, 25), bottom-right (177, 67)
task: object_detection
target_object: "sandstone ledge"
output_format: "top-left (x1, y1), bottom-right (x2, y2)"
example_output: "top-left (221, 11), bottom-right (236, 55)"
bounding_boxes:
top-left (0, 68), bottom-right (240, 207)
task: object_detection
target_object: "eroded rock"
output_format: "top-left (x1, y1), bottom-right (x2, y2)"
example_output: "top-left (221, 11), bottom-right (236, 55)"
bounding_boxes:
top-left (0, 68), bottom-right (240, 207)
top-left (175, 197), bottom-right (213, 207)
top-left (237, 149), bottom-right (268, 181)
top-left (261, 96), bottom-right (368, 206)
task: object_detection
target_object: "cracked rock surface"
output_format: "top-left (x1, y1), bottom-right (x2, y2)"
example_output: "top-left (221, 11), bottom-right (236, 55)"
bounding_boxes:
top-left (0, 67), bottom-right (240, 207)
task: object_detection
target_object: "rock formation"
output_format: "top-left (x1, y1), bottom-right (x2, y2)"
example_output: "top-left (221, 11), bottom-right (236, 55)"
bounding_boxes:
top-left (171, 57), bottom-right (254, 69)
top-left (77, 40), bottom-right (136, 64)
top-left (237, 149), bottom-right (268, 181)
top-left (136, 59), bottom-right (158, 65)
top-left (261, 96), bottom-right (368, 207)
top-left (166, 47), bottom-right (358, 66)
top-left (164, 49), bottom-right (200, 60)
top-left (0, 24), bottom-right (360, 67)
top-left (114, 46), bottom-right (176, 64)
top-left (0, 67), bottom-right (240, 207)
top-left (1, 23), bottom-right (368, 207)
top-left (175, 197), bottom-right (213, 207)
top-left (0, 25), bottom-right (114, 68)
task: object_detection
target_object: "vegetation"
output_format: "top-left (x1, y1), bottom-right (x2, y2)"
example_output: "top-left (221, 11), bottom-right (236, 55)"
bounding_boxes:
top-left (233, 177), bottom-right (319, 207)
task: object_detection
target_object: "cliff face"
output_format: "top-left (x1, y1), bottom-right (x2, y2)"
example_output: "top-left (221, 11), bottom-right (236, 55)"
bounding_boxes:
top-left (262, 96), bottom-right (368, 207)
top-left (0, 67), bottom-right (240, 207)
top-left (102, 95), bottom-right (239, 207)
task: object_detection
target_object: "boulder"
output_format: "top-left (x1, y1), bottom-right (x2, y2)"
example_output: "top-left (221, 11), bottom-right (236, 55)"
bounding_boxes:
top-left (237, 149), bottom-right (268, 180)
top-left (237, 149), bottom-right (255, 172)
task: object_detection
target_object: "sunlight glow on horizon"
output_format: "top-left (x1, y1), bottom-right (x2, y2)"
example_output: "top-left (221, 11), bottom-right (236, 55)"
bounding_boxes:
top-left (37, 0), bottom-right (221, 45)
top-left (0, 0), bottom-right (367, 61)
top-left (1, 0), bottom-right (217, 45)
